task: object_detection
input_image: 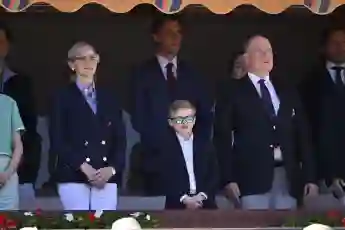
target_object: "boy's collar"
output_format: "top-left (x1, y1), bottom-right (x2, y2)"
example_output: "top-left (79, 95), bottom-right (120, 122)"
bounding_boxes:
top-left (176, 132), bottom-right (193, 141)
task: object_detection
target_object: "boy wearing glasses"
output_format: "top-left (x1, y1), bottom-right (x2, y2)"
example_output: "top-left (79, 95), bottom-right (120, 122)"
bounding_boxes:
top-left (152, 100), bottom-right (218, 209)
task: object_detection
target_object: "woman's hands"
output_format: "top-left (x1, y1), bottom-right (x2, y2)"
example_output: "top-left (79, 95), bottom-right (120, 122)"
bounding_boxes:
top-left (80, 163), bottom-right (115, 188)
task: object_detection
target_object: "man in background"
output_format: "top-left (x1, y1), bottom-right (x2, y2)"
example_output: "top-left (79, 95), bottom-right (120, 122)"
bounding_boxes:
top-left (299, 26), bottom-right (345, 205)
top-left (0, 23), bottom-right (41, 209)
top-left (130, 15), bottom-right (213, 195)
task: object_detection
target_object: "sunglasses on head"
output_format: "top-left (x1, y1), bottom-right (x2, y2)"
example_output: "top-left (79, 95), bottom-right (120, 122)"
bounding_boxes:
top-left (168, 115), bottom-right (195, 124)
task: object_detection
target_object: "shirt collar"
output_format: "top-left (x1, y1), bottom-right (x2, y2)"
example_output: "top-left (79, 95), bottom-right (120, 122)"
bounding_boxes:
top-left (156, 55), bottom-right (177, 69)
top-left (326, 61), bottom-right (345, 69)
top-left (75, 76), bottom-right (94, 92)
top-left (176, 132), bottom-right (193, 142)
top-left (248, 72), bottom-right (270, 84)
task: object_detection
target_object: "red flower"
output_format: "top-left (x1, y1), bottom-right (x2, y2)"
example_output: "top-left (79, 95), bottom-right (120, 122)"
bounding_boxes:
top-left (35, 208), bottom-right (42, 216)
top-left (6, 219), bottom-right (16, 228)
top-left (88, 213), bottom-right (95, 222)
top-left (341, 217), bottom-right (345, 227)
top-left (327, 210), bottom-right (341, 219)
top-left (0, 214), bottom-right (7, 226)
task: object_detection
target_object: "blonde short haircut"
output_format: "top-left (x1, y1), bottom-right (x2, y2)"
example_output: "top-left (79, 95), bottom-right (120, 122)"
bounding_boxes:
top-left (169, 100), bottom-right (196, 117)
top-left (67, 41), bottom-right (97, 60)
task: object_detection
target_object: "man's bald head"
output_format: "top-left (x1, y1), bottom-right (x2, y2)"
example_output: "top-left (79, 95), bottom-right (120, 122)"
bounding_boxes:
top-left (243, 35), bottom-right (273, 77)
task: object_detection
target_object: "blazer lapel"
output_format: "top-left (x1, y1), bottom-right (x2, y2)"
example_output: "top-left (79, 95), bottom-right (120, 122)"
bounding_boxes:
top-left (152, 57), bottom-right (168, 84)
top-left (71, 83), bottom-right (96, 118)
top-left (95, 83), bottom-right (111, 125)
top-left (169, 130), bottom-right (191, 180)
top-left (241, 76), bottom-right (269, 117)
top-left (321, 67), bottom-right (338, 90)
top-left (270, 77), bottom-right (283, 117)
top-left (192, 134), bottom-right (202, 189)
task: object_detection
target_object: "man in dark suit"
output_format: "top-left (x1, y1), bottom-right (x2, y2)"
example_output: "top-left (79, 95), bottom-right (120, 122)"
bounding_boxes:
top-left (214, 35), bottom-right (318, 210)
top-left (299, 26), bottom-right (345, 204)
top-left (130, 15), bottom-right (213, 195)
top-left (150, 100), bottom-right (218, 209)
top-left (0, 23), bottom-right (41, 209)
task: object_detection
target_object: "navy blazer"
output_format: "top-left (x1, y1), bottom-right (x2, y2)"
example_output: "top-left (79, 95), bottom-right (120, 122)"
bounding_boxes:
top-left (149, 128), bottom-right (218, 209)
top-left (214, 75), bottom-right (316, 200)
top-left (130, 57), bottom-right (213, 149)
top-left (300, 66), bottom-right (345, 184)
top-left (49, 82), bottom-right (126, 184)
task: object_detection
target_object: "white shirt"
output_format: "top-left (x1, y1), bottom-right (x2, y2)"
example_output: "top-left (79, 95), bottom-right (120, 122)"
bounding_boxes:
top-left (326, 61), bottom-right (345, 84)
top-left (248, 72), bottom-right (280, 114)
top-left (176, 133), bottom-right (196, 194)
top-left (156, 55), bottom-right (177, 79)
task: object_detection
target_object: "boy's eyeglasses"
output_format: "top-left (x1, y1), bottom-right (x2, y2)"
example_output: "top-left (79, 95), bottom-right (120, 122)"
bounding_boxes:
top-left (168, 115), bottom-right (195, 124)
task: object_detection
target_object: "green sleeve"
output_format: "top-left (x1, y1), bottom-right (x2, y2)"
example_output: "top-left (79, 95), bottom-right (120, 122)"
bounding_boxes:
top-left (11, 100), bottom-right (25, 135)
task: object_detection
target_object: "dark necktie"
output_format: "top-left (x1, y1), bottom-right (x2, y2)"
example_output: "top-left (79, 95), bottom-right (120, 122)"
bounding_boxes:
top-left (332, 66), bottom-right (344, 89)
top-left (258, 79), bottom-right (275, 117)
top-left (166, 62), bottom-right (176, 94)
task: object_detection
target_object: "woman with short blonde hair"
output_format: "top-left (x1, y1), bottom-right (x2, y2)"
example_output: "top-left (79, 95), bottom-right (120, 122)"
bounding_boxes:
top-left (50, 41), bottom-right (126, 210)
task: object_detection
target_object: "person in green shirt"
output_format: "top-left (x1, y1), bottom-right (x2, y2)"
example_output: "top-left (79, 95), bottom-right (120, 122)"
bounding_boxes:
top-left (0, 94), bottom-right (24, 210)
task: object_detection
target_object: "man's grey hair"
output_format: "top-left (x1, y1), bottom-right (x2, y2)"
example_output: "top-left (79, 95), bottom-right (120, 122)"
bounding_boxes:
top-left (67, 41), bottom-right (97, 60)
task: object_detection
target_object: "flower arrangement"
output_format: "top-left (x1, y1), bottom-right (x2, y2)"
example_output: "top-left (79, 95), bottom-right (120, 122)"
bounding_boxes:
top-left (283, 211), bottom-right (345, 227)
top-left (0, 210), bottom-right (158, 229)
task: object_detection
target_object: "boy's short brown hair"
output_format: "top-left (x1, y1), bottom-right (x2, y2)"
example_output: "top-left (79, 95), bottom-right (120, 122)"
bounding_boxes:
top-left (168, 100), bottom-right (196, 117)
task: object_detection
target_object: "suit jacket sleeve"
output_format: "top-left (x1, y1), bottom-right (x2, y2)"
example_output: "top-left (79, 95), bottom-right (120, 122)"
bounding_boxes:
top-left (213, 83), bottom-right (235, 187)
top-left (19, 76), bottom-right (37, 134)
top-left (299, 76), bottom-right (332, 182)
top-left (130, 68), bottom-right (152, 144)
top-left (49, 91), bottom-right (85, 169)
top-left (108, 105), bottom-right (127, 173)
top-left (293, 88), bottom-right (317, 184)
top-left (6, 75), bottom-right (41, 182)
top-left (5, 75), bottom-right (40, 141)
top-left (203, 143), bottom-right (219, 198)
top-left (192, 69), bottom-right (214, 140)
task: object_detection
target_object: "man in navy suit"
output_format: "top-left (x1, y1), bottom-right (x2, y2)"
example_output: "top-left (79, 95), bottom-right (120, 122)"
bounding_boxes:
top-left (299, 26), bottom-right (345, 204)
top-left (130, 15), bottom-right (213, 195)
top-left (214, 35), bottom-right (318, 210)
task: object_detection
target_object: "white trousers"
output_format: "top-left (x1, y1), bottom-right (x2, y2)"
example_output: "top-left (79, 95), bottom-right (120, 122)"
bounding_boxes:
top-left (0, 157), bottom-right (19, 210)
top-left (58, 183), bottom-right (118, 210)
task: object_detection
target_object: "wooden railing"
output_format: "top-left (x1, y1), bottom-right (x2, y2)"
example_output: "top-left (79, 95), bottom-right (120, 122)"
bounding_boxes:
top-left (153, 211), bottom-right (309, 228)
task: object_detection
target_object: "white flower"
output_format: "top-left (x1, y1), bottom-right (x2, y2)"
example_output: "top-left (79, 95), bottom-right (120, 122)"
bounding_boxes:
top-left (20, 228), bottom-right (38, 230)
top-left (145, 214), bottom-right (151, 221)
top-left (23, 212), bottom-right (34, 216)
top-left (94, 210), bottom-right (103, 218)
top-left (111, 217), bottom-right (142, 230)
top-left (130, 212), bottom-right (143, 218)
top-left (303, 224), bottom-right (333, 230)
top-left (64, 213), bottom-right (74, 222)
